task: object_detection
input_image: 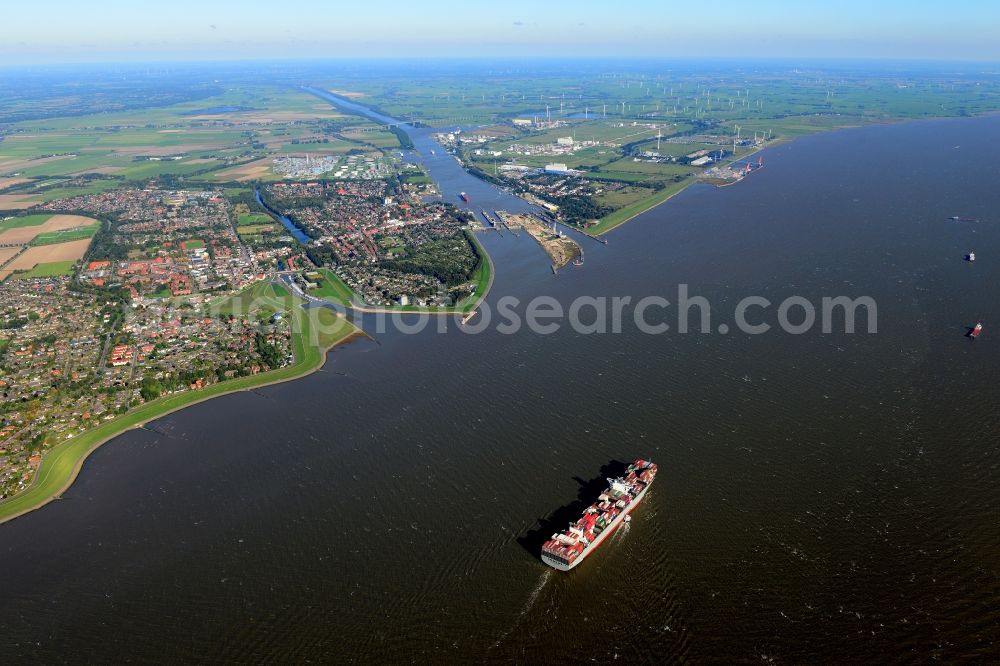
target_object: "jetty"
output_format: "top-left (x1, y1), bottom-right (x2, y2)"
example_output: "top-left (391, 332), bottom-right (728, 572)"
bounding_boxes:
top-left (509, 212), bottom-right (582, 269)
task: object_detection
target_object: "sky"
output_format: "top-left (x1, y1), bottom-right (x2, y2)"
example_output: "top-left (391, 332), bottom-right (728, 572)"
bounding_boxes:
top-left (3, 0), bottom-right (999, 64)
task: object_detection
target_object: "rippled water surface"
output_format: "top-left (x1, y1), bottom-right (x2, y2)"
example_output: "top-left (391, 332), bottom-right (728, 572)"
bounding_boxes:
top-left (2, 116), bottom-right (1000, 663)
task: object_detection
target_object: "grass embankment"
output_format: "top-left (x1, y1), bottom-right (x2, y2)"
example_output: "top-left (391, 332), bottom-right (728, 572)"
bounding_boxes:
top-left (309, 230), bottom-right (493, 315)
top-left (312, 268), bottom-right (355, 306)
top-left (588, 178), bottom-right (698, 236)
top-left (0, 281), bottom-right (362, 525)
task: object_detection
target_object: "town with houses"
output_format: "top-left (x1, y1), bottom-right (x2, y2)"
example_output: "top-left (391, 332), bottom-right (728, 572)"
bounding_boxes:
top-left (0, 164), bottom-right (483, 497)
top-left (0, 186), bottom-right (283, 499)
top-left (263, 178), bottom-right (480, 306)
top-left (36, 188), bottom-right (261, 298)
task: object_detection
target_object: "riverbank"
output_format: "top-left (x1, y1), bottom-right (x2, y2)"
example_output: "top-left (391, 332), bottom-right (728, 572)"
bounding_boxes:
top-left (0, 282), bottom-right (363, 525)
top-left (584, 141), bottom-right (780, 235)
top-left (255, 188), bottom-right (311, 244)
top-left (587, 179), bottom-right (698, 236)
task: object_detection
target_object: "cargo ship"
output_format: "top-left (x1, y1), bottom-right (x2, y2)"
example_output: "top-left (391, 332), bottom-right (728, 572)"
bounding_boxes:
top-left (541, 459), bottom-right (657, 571)
top-left (459, 192), bottom-right (469, 203)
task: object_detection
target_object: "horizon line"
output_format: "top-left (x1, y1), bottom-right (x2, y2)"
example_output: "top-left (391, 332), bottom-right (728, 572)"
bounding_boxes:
top-left (4, 54), bottom-right (1000, 70)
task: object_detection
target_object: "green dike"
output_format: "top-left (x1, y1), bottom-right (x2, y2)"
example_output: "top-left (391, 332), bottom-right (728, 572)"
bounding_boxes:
top-left (0, 281), bottom-right (362, 524)
top-left (309, 229), bottom-right (493, 315)
top-left (588, 178), bottom-right (697, 236)
top-left (312, 268), bottom-right (354, 306)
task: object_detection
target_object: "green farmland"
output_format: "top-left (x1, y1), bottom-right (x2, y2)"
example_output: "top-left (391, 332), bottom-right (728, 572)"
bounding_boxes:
top-left (237, 212), bottom-right (274, 226)
top-left (31, 225), bottom-right (99, 246)
top-left (9, 260), bottom-right (77, 280)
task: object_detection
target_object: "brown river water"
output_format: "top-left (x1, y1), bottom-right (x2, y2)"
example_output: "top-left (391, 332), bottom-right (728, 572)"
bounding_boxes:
top-left (1, 114), bottom-right (999, 663)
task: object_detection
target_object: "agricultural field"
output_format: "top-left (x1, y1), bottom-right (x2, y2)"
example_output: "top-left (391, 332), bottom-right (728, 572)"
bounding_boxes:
top-left (237, 224), bottom-right (277, 236)
top-left (0, 213), bottom-right (54, 232)
top-left (0, 180), bottom-right (124, 209)
top-left (0, 236), bottom-right (92, 281)
top-left (314, 60), bottom-right (1000, 130)
top-left (0, 177), bottom-right (31, 189)
top-left (0, 214), bottom-right (99, 246)
top-left (31, 225), bottom-right (99, 246)
top-left (0, 84), bottom-right (403, 210)
top-left (596, 157), bottom-right (696, 181)
top-left (9, 260), bottom-right (77, 279)
top-left (0, 247), bottom-right (20, 265)
top-left (237, 212), bottom-right (275, 226)
top-left (0, 193), bottom-right (45, 209)
top-left (0, 213), bottom-right (98, 279)
top-left (212, 159), bottom-right (277, 182)
top-left (5, 238), bottom-right (92, 268)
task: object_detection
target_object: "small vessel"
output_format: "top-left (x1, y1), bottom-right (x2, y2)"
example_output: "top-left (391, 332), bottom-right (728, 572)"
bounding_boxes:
top-left (460, 192), bottom-right (469, 203)
top-left (430, 149), bottom-right (436, 155)
top-left (971, 322), bottom-right (983, 339)
top-left (967, 252), bottom-right (976, 262)
top-left (541, 459), bottom-right (656, 571)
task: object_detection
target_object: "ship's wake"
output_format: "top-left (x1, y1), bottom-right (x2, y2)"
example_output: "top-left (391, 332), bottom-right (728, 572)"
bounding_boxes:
top-left (489, 569), bottom-right (553, 653)
top-left (518, 569), bottom-right (552, 619)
